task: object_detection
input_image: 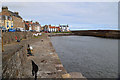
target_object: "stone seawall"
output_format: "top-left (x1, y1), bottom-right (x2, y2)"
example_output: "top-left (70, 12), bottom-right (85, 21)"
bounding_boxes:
top-left (71, 30), bottom-right (120, 39)
top-left (2, 33), bottom-right (86, 79)
top-left (2, 32), bottom-right (32, 79)
top-left (47, 33), bottom-right (75, 37)
top-left (2, 43), bottom-right (28, 78)
top-left (3, 32), bottom-right (33, 45)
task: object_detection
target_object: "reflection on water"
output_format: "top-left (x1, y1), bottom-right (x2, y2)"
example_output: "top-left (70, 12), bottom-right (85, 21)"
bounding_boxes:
top-left (50, 36), bottom-right (118, 78)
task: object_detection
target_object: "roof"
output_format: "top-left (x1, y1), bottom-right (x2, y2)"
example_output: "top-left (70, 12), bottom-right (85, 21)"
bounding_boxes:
top-left (60, 25), bottom-right (69, 27)
top-left (49, 26), bottom-right (60, 29)
top-left (2, 6), bottom-right (22, 19)
top-left (8, 10), bottom-right (22, 19)
top-left (56, 27), bottom-right (60, 28)
top-left (32, 22), bottom-right (40, 26)
top-left (0, 15), bottom-right (12, 20)
top-left (25, 23), bottom-right (29, 25)
top-left (25, 21), bottom-right (32, 24)
top-left (49, 26), bottom-right (55, 28)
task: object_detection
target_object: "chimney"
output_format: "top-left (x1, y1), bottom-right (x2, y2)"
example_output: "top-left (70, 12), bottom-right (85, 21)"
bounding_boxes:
top-left (30, 21), bottom-right (33, 24)
top-left (59, 24), bottom-right (60, 27)
top-left (14, 12), bottom-right (19, 15)
top-left (49, 24), bottom-right (51, 27)
top-left (2, 6), bottom-right (8, 11)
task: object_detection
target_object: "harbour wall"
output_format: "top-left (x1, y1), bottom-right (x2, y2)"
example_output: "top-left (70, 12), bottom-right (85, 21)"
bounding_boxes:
top-left (2, 32), bottom-right (33, 45)
top-left (2, 43), bottom-right (28, 79)
top-left (2, 32), bottom-right (86, 79)
top-left (71, 30), bottom-right (120, 39)
top-left (47, 33), bottom-right (75, 37)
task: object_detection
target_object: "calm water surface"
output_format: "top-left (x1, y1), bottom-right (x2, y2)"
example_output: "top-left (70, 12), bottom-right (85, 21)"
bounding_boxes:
top-left (50, 36), bottom-right (118, 78)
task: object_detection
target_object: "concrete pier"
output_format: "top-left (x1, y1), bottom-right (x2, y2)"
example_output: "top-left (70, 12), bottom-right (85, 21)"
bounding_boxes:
top-left (2, 33), bottom-right (86, 79)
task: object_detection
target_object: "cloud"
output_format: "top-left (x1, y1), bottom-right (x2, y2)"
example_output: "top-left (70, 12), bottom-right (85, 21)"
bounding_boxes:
top-left (2, 2), bottom-right (118, 30)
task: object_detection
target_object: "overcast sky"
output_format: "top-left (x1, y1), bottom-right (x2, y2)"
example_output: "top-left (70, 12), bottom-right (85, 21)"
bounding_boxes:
top-left (1, 1), bottom-right (118, 30)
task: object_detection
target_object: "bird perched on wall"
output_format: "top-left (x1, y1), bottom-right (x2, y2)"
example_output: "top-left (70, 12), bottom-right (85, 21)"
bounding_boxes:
top-left (31, 60), bottom-right (38, 80)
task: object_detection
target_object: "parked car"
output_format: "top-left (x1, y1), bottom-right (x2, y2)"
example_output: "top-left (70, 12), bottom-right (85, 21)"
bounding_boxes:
top-left (25, 30), bottom-right (29, 32)
top-left (0, 27), bottom-right (7, 32)
top-left (15, 27), bottom-right (25, 32)
top-left (8, 28), bottom-right (16, 32)
top-left (15, 28), bottom-right (21, 32)
top-left (30, 30), bottom-right (36, 32)
top-left (44, 31), bottom-right (48, 33)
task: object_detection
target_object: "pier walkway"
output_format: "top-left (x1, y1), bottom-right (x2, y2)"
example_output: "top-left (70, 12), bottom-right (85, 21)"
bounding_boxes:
top-left (24, 34), bottom-right (67, 78)
top-left (2, 33), bottom-right (86, 79)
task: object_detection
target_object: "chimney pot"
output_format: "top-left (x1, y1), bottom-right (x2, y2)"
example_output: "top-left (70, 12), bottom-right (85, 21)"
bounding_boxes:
top-left (14, 12), bottom-right (19, 15)
top-left (2, 6), bottom-right (8, 11)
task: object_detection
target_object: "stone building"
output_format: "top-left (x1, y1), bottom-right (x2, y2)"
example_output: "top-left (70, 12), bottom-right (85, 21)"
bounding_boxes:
top-left (24, 21), bottom-right (32, 30)
top-left (1, 6), bottom-right (25, 29)
top-left (0, 12), bottom-right (13, 30)
top-left (3, 15), bottom-right (13, 30)
top-left (41, 26), bottom-right (44, 32)
top-left (32, 22), bottom-right (41, 32)
top-left (0, 12), bottom-right (4, 27)
top-left (43, 25), bottom-right (48, 32)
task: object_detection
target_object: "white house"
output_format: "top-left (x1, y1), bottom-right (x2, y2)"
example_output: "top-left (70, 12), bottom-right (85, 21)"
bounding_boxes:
top-left (48, 25), bottom-right (60, 32)
top-left (59, 24), bottom-right (69, 32)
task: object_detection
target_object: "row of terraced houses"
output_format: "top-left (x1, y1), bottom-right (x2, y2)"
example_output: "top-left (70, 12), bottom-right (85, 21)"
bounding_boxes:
top-left (0, 6), bottom-right (70, 32)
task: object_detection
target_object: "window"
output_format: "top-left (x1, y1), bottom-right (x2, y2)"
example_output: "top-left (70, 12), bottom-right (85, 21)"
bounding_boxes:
top-left (5, 16), bottom-right (8, 20)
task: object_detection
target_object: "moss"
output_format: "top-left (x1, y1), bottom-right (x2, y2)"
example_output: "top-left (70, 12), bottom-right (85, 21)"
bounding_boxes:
top-left (34, 36), bottom-right (39, 38)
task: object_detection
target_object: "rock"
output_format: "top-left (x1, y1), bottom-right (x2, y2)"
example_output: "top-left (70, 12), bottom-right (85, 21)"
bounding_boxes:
top-left (62, 73), bottom-right (71, 78)
top-left (49, 53), bottom-right (53, 55)
top-left (41, 39), bottom-right (43, 42)
top-left (69, 72), bottom-right (86, 79)
top-left (41, 60), bottom-right (47, 63)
